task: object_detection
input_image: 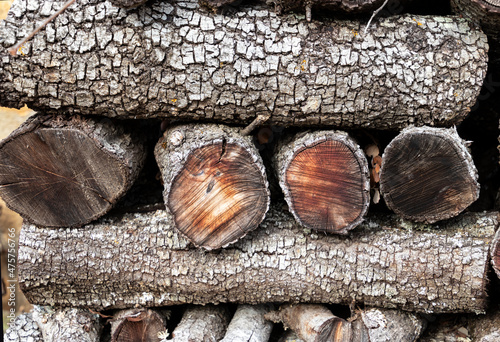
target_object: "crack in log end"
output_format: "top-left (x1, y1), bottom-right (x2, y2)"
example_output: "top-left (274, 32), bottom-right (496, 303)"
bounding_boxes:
top-left (169, 143), bottom-right (268, 249)
top-left (379, 127), bottom-right (479, 223)
top-left (0, 128), bottom-right (128, 227)
top-left (492, 229), bottom-right (500, 279)
top-left (283, 138), bottom-right (369, 234)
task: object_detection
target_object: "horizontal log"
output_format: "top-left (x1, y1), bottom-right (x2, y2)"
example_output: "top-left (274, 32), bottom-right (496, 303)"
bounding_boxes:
top-left (379, 126), bottom-right (479, 223)
top-left (274, 130), bottom-right (370, 234)
top-left (0, 114), bottom-right (146, 227)
top-left (0, 0), bottom-right (489, 129)
top-left (18, 207), bottom-right (497, 313)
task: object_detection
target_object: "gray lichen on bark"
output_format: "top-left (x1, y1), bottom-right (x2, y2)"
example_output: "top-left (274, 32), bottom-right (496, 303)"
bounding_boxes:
top-left (0, 0), bottom-right (489, 129)
top-left (3, 312), bottom-right (43, 342)
top-left (17, 207), bottom-right (497, 314)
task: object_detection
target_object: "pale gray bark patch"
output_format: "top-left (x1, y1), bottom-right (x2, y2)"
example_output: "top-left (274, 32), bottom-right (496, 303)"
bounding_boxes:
top-left (17, 207), bottom-right (497, 313)
top-left (0, 0), bottom-right (489, 129)
top-left (3, 312), bottom-right (43, 342)
top-left (221, 304), bottom-right (274, 342)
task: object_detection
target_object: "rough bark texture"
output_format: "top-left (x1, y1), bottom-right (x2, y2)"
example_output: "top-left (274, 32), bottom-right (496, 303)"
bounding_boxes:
top-left (17, 207), bottom-right (497, 313)
top-left (31, 306), bottom-right (102, 342)
top-left (379, 126), bottom-right (479, 223)
top-left (221, 304), bottom-right (274, 342)
top-left (0, 114), bottom-right (146, 227)
top-left (154, 124), bottom-right (270, 250)
top-left (109, 0), bottom-right (148, 8)
top-left (0, 0), bottom-right (489, 129)
top-left (468, 308), bottom-right (500, 342)
top-left (4, 312), bottom-right (43, 342)
top-left (274, 130), bottom-right (370, 234)
top-left (351, 307), bottom-right (426, 342)
top-left (110, 308), bottom-right (168, 342)
top-left (169, 304), bottom-right (231, 342)
top-left (492, 227), bottom-right (500, 279)
top-left (265, 304), bottom-right (352, 342)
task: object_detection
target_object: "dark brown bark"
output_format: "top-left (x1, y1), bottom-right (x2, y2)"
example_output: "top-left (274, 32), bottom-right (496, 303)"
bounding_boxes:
top-left (110, 308), bottom-right (168, 342)
top-left (379, 126), bottom-right (479, 223)
top-left (265, 304), bottom-right (352, 342)
top-left (170, 305), bottom-right (231, 342)
top-left (0, 0), bottom-right (489, 130)
top-left (17, 207), bottom-right (497, 313)
top-left (154, 124), bottom-right (270, 250)
top-left (492, 228), bottom-right (500, 279)
top-left (0, 114), bottom-right (146, 227)
top-left (274, 130), bottom-right (370, 234)
top-left (221, 304), bottom-right (274, 342)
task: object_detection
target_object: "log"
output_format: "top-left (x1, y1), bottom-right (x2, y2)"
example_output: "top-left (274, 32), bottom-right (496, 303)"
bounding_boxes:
top-left (17, 207), bottom-right (497, 313)
top-left (279, 331), bottom-right (305, 342)
top-left (492, 228), bottom-right (500, 279)
top-left (169, 305), bottom-right (231, 342)
top-left (264, 304), bottom-right (352, 342)
top-left (274, 130), bottom-right (370, 234)
top-left (0, 0), bottom-right (489, 130)
top-left (379, 126), bottom-right (479, 223)
top-left (266, 305), bottom-right (426, 342)
top-left (0, 114), bottom-right (146, 227)
top-left (4, 312), bottom-right (43, 342)
top-left (154, 124), bottom-right (270, 250)
top-left (110, 308), bottom-right (169, 342)
top-left (31, 306), bottom-right (103, 342)
top-left (221, 304), bottom-right (274, 342)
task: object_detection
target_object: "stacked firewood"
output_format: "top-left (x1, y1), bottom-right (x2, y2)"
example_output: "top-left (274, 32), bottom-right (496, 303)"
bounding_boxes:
top-left (1, 0), bottom-right (500, 341)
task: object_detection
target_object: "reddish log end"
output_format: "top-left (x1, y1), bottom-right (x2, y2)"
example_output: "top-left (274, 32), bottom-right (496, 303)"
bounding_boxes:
top-left (111, 309), bottom-right (167, 342)
top-left (168, 142), bottom-right (269, 249)
top-left (283, 136), bottom-right (370, 234)
top-left (379, 127), bottom-right (479, 223)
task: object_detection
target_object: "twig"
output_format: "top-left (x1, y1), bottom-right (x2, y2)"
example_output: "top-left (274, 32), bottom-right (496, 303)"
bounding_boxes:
top-left (8, 0), bottom-right (77, 56)
top-left (363, 0), bottom-right (390, 35)
top-left (239, 114), bottom-right (271, 136)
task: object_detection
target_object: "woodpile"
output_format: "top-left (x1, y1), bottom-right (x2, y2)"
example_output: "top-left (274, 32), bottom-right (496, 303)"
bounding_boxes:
top-left (1, 0), bottom-right (499, 341)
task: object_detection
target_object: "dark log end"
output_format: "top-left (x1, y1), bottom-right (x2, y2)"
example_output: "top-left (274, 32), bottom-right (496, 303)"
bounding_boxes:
top-left (0, 128), bottom-right (128, 227)
top-left (479, 0), bottom-right (500, 13)
top-left (169, 142), bottom-right (269, 249)
top-left (285, 139), bottom-right (369, 234)
top-left (318, 317), bottom-right (352, 342)
top-left (380, 128), bottom-right (479, 223)
top-left (111, 309), bottom-right (166, 342)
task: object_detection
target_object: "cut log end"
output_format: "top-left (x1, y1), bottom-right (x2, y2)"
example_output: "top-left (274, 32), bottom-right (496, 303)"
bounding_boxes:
top-left (111, 309), bottom-right (167, 342)
top-left (492, 228), bottom-right (500, 279)
top-left (278, 132), bottom-right (370, 234)
top-left (0, 128), bottom-right (128, 227)
top-left (380, 127), bottom-right (479, 223)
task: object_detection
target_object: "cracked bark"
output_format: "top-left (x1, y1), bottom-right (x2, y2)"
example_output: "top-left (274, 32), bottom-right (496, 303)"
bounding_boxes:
top-left (168, 304), bottom-right (231, 342)
top-left (221, 304), bottom-right (274, 342)
top-left (0, 114), bottom-right (146, 227)
top-left (3, 312), bottom-right (43, 342)
top-left (274, 130), bottom-right (370, 234)
top-left (17, 207), bottom-right (497, 313)
top-left (154, 123), bottom-right (270, 250)
top-left (0, 0), bottom-right (489, 129)
top-left (379, 126), bottom-right (479, 223)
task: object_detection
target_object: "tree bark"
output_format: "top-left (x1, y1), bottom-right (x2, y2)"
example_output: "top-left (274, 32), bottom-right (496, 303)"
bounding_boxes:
top-left (4, 312), bottom-right (43, 342)
top-left (221, 304), bottom-right (274, 342)
top-left (0, 0), bottom-right (489, 130)
top-left (265, 304), bottom-right (352, 342)
top-left (154, 124), bottom-right (270, 250)
top-left (492, 227), bottom-right (500, 279)
top-left (17, 206), bottom-right (497, 313)
top-left (169, 304), bottom-right (231, 342)
top-left (0, 114), bottom-right (146, 227)
top-left (110, 308), bottom-right (169, 342)
top-left (31, 306), bottom-right (103, 342)
top-left (379, 126), bottom-right (479, 223)
top-left (274, 130), bottom-right (370, 234)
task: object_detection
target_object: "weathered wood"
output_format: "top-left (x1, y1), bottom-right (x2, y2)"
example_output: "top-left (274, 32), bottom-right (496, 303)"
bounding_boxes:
top-left (279, 330), bottom-right (305, 342)
top-left (0, 114), bottom-right (146, 227)
top-left (169, 305), bottom-right (231, 342)
top-left (379, 126), bottom-right (479, 223)
top-left (17, 207), bottom-right (497, 313)
top-left (492, 228), bottom-right (500, 279)
top-left (274, 130), bottom-right (370, 234)
top-left (31, 306), bottom-right (102, 342)
top-left (109, 0), bottom-right (148, 8)
top-left (0, 0), bottom-right (489, 129)
top-left (154, 124), bottom-right (270, 250)
top-left (265, 304), bottom-right (352, 342)
top-left (221, 304), bottom-right (274, 342)
top-left (4, 312), bottom-right (43, 342)
top-left (110, 308), bottom-right (168, 342)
